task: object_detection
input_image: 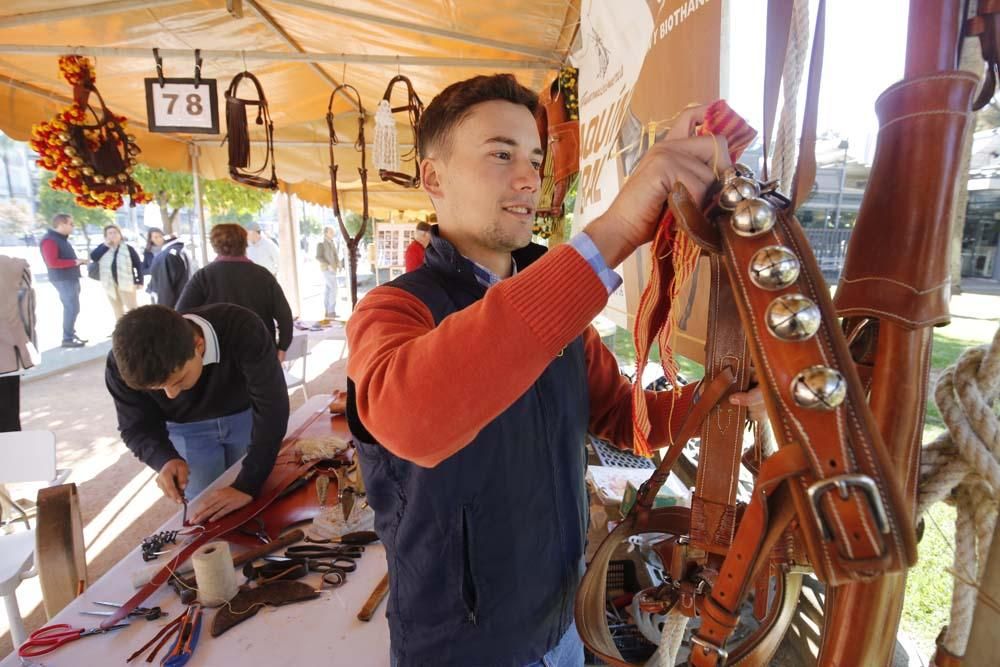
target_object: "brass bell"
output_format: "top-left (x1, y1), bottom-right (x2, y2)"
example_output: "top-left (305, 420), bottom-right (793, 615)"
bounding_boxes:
top-left (81, 166), bottom-right (94, 176)
top-left (118, 173), bottom-right (129, 183)
top-left (721, 166), bottom-right (739, 184)
top-left (791, 366), bottom-right (847, 410)
top-left (719, 183), bottom-right (744, 210)
top-left (732, 198), bottom-right (777, 237)
top-left (734, 163), bottom-right (754, 178)
top-left (749, 246), bottom-right (800, 290)
top-left (70, 157), bottom-right (83, 167)
top-left (766, 294), bottom-right (821, 341)
top-left (92, 175), bottom-right (105, 184)
top-left (57, 131), bottom-right (70, 142)
top-left (733, 176), bottom-right (760, 200)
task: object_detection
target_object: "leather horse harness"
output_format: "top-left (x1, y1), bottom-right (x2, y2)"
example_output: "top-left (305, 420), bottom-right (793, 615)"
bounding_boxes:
top-left (224, 71), bottom-right (278, 190)
top-left (376, 75), bottom-right (424, 188)
top-left (327, 84), bottom-right (369, 308)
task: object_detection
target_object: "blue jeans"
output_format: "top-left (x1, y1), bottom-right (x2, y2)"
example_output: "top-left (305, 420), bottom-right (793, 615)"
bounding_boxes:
top-left (389, 621), bottom-right (584, 667)
top-left (52, 279), bottom-right (80, 343)
top-left (166, 408), bottom-right (252, 498)
top-left (322, 270), bottom-right (339, 316)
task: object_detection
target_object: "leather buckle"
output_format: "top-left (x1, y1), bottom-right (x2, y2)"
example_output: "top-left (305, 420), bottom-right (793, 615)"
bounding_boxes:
top-left (691, 635), bottom-right (728, 663)
top-left (806, 474), bottom-right (890, 541)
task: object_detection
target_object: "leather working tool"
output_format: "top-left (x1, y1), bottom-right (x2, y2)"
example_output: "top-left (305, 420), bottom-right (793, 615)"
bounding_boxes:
top-left (210, 580), bottom-right (320, 637)
top-left (82, 600), bottom-right (165, 621)
top-left (243, 558), bottom-right (309, 583)
top-left (98, 407), bottom-right (332, 629)
top-left (284, 544), bottom-right (364, 560)
top-left (357, 572), bottom-right (390, 622)
top-left (167, 528), bottom-right (305, 603)
top-left (160, 604), bottom-right (202, 667)
top-left (375, 75), bottom-right (424, 187)
top-left (327, 83), bottom-right (369, 309)
top-left (18, 622), bottom-right (129, 658)
top-left (223, 70), bottom-right (278, 190)
top-left (304, 529), bottom-right (378, 545)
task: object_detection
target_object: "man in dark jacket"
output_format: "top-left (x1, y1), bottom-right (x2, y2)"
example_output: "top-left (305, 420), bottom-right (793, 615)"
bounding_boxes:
top-left (39, 213), bottom-right (89, 347)
top-left (106, 303), bottom-right (289, 522)
top-left (177, 224), bottom-right (293, 359)
top-left (148, 235), bottom-right (191, 308)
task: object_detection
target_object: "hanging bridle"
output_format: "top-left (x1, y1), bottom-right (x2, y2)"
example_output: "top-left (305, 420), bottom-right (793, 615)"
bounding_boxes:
top-left (377, 75), bottom-right (424, 188)
top-left (224, 71), bottom-right (278, 190)
top-left (326, 84), bottom-right (369, 309)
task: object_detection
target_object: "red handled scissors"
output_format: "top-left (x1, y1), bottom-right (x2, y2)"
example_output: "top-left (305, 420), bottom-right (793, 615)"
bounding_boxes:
top-left (18, 622), bottom-right (129, 657)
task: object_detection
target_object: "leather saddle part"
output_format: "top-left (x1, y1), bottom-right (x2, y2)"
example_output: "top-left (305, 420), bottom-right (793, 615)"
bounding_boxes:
top-left (210, 580), bottom-right (320, 637)
top-left (35, 483), bottom-right (87, 618)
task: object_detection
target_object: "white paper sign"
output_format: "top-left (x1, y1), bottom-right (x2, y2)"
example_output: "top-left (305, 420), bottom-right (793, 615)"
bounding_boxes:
top-left (144, 78), bottom-right (219, 134)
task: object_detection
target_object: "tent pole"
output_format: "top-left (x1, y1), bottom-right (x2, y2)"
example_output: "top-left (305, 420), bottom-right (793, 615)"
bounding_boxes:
top-left (189, 144), bottom-right (209, 267)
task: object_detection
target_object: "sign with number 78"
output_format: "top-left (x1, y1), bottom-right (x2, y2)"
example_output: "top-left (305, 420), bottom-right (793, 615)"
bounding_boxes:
top-left (144, 78), bottom-right (220, 134)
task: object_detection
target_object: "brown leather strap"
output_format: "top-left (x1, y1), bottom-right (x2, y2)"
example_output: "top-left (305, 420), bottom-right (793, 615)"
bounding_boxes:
top-left (377, 75), bottom-right (423, 188)
top-left (224, 71), bottom-right (278, 190)
top-left (762, 0), bottom-right (793, 181)
top-left (126, 613), bottom-right (183, 663)
top-left (98, 407), bottom-right (328, 629)
top-left (689, 256), bottom-right (750, 555)
top-left (688, 446), bottom-right (808, 667)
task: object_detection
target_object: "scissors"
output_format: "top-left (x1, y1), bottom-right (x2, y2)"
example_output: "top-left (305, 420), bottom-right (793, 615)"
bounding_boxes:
top-left (82, 601), bottom-right (166, 621)
top-left (18, 623), bottom-right (129, 657)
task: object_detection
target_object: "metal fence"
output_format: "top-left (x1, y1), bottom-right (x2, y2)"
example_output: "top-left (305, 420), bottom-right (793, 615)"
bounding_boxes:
top-left (802, 228), bottom-right (853, 281)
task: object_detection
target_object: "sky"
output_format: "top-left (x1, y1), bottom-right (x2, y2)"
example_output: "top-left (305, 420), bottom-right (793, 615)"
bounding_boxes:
top-left (726, 0), bottom-right (910, 163)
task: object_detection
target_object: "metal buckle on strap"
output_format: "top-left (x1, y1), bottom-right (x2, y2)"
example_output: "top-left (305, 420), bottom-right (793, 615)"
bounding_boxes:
top-left (691, 636), bottom-right (729, 663)
top-left (806, 474), bottom-right (890, 541)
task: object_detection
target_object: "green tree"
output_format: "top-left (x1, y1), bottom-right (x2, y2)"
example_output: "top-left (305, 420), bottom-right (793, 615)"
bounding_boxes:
top-left (132, 165), bottom-right (193, 235)
top-left (202, 179), bottom-right (275, 219)
top-left (299, 214), bottom-right (322, 238)
top-left (342, 211), bottom-right (373, 243)
top-left (37, 171), bottom-right (114, 250)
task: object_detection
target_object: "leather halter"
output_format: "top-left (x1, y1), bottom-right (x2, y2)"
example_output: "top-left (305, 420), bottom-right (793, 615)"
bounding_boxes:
top-left (327, 84), bottom-right (369, 308)
top-left (966, 0), bottom-right (1000, 110)
top-left (377, 75), bottom-right (424, 188)
top-left (224, 71), bottom-right (278, 190)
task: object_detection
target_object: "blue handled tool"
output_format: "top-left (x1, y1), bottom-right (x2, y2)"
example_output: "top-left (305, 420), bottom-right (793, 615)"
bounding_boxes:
top-left (161, 604), bottom-right (202, 667)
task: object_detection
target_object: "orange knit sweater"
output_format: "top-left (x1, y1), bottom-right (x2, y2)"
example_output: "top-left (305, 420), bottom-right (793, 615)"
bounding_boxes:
top-left (346, 243), bottom-right (698, 468)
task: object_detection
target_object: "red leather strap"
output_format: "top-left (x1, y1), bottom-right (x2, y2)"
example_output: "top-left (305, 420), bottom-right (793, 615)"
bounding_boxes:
top-left (99, 407), bottom-right (328, 628)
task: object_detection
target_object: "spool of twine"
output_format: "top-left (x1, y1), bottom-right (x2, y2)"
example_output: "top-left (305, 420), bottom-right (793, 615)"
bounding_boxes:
top-left (192, 541), bottom-right (239, 607)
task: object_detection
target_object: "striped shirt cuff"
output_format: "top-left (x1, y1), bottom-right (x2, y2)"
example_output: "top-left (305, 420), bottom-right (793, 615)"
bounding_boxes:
top-left (568, 233), bottom-right (622, 296)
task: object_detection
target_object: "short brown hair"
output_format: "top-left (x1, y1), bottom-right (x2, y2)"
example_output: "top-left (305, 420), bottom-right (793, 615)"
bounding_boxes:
top-left (210, 223), bottom-right (248, 256)
top-left (113, 305), bottom-right (196, 389)
top-left (418, 74), bottom-right (538, 160)
top-left (415, 221), bottom-right (431, 232)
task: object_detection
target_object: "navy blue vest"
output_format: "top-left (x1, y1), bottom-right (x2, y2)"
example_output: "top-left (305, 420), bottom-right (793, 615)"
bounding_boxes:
top-left (348, 234), bottom-right (590, 666)
top-left (41, 229), bottom-right (80, 283)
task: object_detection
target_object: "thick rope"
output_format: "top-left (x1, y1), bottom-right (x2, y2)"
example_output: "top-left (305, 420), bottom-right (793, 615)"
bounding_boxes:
top-left (918, 324), bottom-right (1000, 657)
top-left (772, 0), bottom-right (810, 193)
top-left (651, 609), bottom-right (688, 667)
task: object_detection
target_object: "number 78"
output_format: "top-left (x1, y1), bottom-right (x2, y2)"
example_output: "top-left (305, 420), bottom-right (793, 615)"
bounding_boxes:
top-left (163, 93), bottom-right (203, 115)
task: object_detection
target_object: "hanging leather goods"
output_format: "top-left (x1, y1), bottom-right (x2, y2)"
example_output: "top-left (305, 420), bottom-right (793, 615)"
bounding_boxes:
top-left (966, 0), bottom-right (1000, 111)
top-left (533, 66), bottom-right (580, 241)
top-left (326, 84), bottom-right (369, 310)
top-left (375, 75), bottom-right (424, 188)
top-left (223, 71), bottom-right (278, 190)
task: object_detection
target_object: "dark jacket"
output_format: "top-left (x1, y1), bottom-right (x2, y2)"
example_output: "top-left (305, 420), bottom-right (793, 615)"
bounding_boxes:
top-left (176, 257), bottom-right (293, 352)
top-left (40, 229), bottom-right (81, 283)
top-left (90, 243), bottom-right (144, 286)
top-left (148, 238), bottom-right (191, 308)
top-left (347, 235), bottom-right (589, 666)
top-left (105, 303), bottom-right (289, 495)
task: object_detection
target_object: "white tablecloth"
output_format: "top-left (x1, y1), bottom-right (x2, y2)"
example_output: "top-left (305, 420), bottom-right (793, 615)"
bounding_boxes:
top-left (1, 395), bottom-right (390, 667)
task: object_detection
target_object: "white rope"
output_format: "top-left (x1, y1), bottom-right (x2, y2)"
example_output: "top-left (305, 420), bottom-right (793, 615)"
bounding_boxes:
top-left (918, 324), bottom-right (1000, 657)
top-left (649, 608), bottom-right (688, 667)
top-left (372, 99), bottom-right (399, 172)
top-left (771, 0), bottom-right (810, 193)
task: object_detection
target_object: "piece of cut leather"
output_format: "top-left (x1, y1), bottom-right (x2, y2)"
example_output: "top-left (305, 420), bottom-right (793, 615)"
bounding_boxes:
top-left (210, 580), bottom-right (320, 637)
top-left (35, 483), bottom-right (87, 619)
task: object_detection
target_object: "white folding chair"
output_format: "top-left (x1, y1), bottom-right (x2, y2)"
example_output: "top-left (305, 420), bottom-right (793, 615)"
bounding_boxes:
top-left (283, 333), bottom-right (310, 399)
top-left (0, 430), bottom-right (58, 648)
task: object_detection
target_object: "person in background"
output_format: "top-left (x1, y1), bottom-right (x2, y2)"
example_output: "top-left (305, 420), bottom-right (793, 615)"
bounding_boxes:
top-left (147, 234), bottom-right (192, 309)
top-left (142, 227), bottom-right (165, 273)
top-left (40, 213), bottom-right (89, 348)
top-left (90, 224), bottom-right (144, 319)
top-left (404, 221), bottom-right (432, 273)
top-left (316, 226), bottom-right (341, 318)
top-left (177, 224), bottom-right (293, 361)
top-left (246, 223), bottom-right (279, 276)
top-left (106, 303), bottom-right (289, 519)
top-left (0, 255), bottom-right (38, 432)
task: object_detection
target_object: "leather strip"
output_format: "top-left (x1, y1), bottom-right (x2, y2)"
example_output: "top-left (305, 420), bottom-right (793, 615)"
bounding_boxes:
top-left (98, 406), bottom-right (328, 629)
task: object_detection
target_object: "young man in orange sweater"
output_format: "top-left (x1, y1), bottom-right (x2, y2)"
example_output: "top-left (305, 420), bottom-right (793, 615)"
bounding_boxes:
top-left (346, 74), bottom-right (761, 666)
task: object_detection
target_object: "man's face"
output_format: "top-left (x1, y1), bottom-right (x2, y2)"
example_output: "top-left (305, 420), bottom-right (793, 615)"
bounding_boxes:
top-left (248, 230), bottom-right (261, 244)
top-left (149, 336), bottom-right (204, 399)
top-left (324, 228), bottom-right (334, 241)
top-left (57, 219), bottom-right (74, 235)
top-left (423, 100), bottom-right (542, 255)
